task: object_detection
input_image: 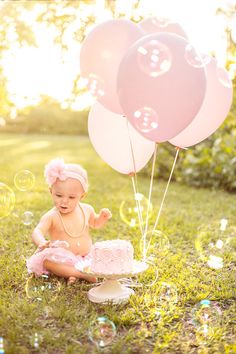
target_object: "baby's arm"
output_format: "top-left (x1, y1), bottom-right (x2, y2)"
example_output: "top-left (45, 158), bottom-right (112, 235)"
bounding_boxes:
top-left (31, 212), bottom-right (52, 249)
top-left (88, 205), bottom-right (112, 229)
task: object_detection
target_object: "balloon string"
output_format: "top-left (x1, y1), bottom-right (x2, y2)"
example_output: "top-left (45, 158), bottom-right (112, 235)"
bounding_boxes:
top-left (142, 143), bottom-right (158, 261)
top-left (126, 118), bottom-right (144, 236)
top-left (131, 175), bottom-right (144, 236)
top-left (152, 147), bottom-right (180, 232)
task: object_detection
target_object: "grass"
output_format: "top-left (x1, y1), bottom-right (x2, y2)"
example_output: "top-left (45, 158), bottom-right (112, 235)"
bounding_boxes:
top-left (0, 133), bottom-right (235, 354)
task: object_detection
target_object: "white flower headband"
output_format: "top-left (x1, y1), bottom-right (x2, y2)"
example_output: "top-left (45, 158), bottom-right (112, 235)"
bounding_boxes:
top-left (44, 158), bottom-right (88, 192)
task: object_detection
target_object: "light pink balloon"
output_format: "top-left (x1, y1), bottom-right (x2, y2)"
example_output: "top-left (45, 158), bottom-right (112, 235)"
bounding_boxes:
top-left (169, 58), bottom-right (233, 148)
top-left (88, 102), bottom-right (155, 174)
top-left (117, 32), bottom-right (207, 142)
top-left (139, 17), bottom-right (188, 40)
top-left (80, 19), bottom-right (144, 114)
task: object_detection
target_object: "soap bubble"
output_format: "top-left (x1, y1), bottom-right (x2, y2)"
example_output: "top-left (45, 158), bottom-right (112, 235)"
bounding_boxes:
top-left (25, 274), bottom-right (61, 302)
top-left (0, 336), bottom-right (5, 353)
top-left (158, 282), bottom-right (178, 308)
top-left (137, 39), bottom-right (172, 77)
top-left (133, 106), bottom-right (159, 133)
top-left (14, 170), bottom-right (35, 191)
top-left (217, 66), bottom-right (233, 88)
top-left (120, 193), bottom-right (152, 228)
top-left (0, 182), bottom-right (15, 218)
top-left (195, 324), bottom-right (214, 345)
top-left (88, 316), bottom-right (116, 348)
top-left (22, 211), bottom-right (34, 226)
top-left (86, 73), bottom-right (105, 99)
top-left (30, 332), bottom-right (43, 349)
top-left (144, 281), bottom-right (178, 318)
top-left (185, 45), bottom-right (210, 68)
top-left (140, 230), bottom-right (170, 260)
top-left (195, 222), bottom-right (235, 269)
top-left (137, 259), bottom-right (158, 287)
top-left (192, 300), bottom-right (222, 328)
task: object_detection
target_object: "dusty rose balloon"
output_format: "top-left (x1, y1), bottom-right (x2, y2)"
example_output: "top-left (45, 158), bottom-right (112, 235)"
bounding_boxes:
top-left (139, 17), bottom-right (188, 40)
top-left (88, 102), bottom-right (155, 174)
top-left (80, 19), bottom-right (144, 114)
top-left (169, 57), bottom-right (233, 148)
top-left (117, 32), bottom-right (207, 142)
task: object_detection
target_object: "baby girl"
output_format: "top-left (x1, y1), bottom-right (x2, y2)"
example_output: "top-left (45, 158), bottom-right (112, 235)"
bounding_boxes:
top-left (27, 158), bottom-right (112, 284)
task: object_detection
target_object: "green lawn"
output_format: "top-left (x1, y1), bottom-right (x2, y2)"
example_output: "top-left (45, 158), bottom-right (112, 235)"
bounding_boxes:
top-left (0, 133), bottom-right (235, 354)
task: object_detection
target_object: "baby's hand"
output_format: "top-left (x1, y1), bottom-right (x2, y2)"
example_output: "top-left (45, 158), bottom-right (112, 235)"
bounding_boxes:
top-left (100, 208), bottom-right (112, 220)
top-left (35, 240), bottom-right (51, 254)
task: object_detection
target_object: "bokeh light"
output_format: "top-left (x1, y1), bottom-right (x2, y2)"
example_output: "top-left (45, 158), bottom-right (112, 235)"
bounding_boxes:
top-left (14, 170), bottom-right (35, 191)
top-left (0, 182), bottom-right (15, 218)
top-left (192, 299), bottom-right (222, 328)
top-left (88, 316), bottom-right (116, 348)
top-left (25, 274), bottom-right (61, 302)
top-left (137, 39), bottom-right (172, 77)
top-left (22, 211), bottom-right (34, 226)
top-left (120, 193), bottom-right (152, 228)
top-left (133, 106), bottom-right (159, 133)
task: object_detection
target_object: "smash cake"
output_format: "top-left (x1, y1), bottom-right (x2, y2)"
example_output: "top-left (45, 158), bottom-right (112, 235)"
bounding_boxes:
top-left (91, 239), bottom-right (134, 274)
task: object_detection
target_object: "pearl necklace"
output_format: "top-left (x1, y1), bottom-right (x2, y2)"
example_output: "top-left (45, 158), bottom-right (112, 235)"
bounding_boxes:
top-left (57, 204), bottom-right (86, 238)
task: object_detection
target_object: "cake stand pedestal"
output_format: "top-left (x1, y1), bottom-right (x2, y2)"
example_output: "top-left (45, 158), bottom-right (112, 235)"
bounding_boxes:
top-left (81, 260), bottom-right (148, 304)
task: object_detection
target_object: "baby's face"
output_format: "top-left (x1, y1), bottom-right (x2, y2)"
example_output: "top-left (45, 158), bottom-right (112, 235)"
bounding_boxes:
top-left (50, 178), bottom-right (85, 214)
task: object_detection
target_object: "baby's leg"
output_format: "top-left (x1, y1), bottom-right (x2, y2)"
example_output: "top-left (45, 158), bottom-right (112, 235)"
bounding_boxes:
top-left (43, 260), bottom-right (96, 283)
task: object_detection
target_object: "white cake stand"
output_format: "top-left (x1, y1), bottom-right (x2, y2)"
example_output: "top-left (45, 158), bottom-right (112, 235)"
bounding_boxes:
top-left (81, 260), bottom-right (148, 304)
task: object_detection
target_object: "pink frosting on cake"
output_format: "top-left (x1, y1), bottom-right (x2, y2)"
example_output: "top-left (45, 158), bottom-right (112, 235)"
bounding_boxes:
top-left (91, 239), bottom-right (134, 274)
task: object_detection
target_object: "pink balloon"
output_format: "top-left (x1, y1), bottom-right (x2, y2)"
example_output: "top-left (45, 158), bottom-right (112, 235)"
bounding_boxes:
top-left (169, 58), bottom-right (233, 147)
top-left (88, 102), bottom-right (155, 174)
top-left (139, 17), bottom-right (188, 40)
top-left (117, 32), bottom-right (207, 142)
top-left (80, 19), bottom-right (144, 114)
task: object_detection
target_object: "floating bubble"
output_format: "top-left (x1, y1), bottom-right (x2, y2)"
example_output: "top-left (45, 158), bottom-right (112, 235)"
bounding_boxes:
top-left (150, 17), bottom-right (170, 28)
top-left (195, 223), bottom-right (235, 269)
top-left (0, 182), bottom-right (15, 219)
top-left (144, 281), bottom-right (178, 318)
top-left (158, 282), bottom-right (178, 308)
top-left (88, 316), bottom-right (116, 348)
top-left (216, 66), bottom-right (233, 88)
top-left (185, 45), bottom-right (210, 68)
top-left (192, 300), bottom-right (222, 328)
top-left (195, 324), bottom-right (214, 345)
top-left (120, 193), bottom-right (153, 228)
top-left (137, 39), bottom-right (172, 77)
top-left (137, 259), bottom-right (158, 287)
top-left (14, 170), bottom-right (35, 191)
top-left (133, 106), bottom-right (159, 133)
top-left (86, 73), bottom-right (105, 99)
top-left (30, 332), bottom-right (43, 349)
top-left (140, 230), bottom-right (170, 260)
top-left (0, 336), bottom-right (5, 353)
top-left (25, 274), bottom-right (61, 302)
top-left (22, 211), bottom-right (34, 226)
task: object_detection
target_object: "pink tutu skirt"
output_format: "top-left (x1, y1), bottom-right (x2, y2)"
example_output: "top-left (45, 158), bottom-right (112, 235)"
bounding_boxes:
top-left (26, 247), bottom-right (92, 276)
